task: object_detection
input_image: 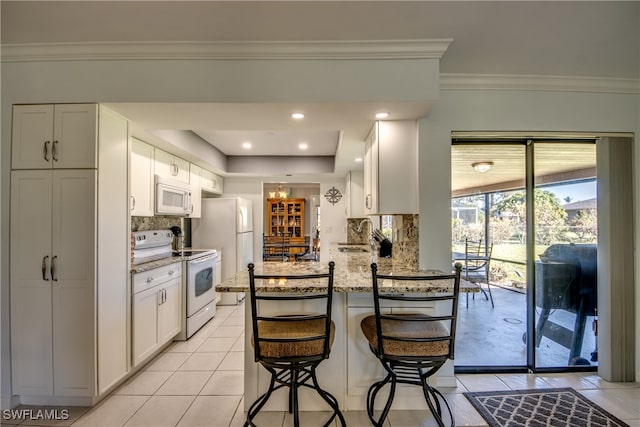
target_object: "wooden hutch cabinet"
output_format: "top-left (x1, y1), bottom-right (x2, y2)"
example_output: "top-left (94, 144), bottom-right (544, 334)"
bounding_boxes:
top-left (267, 198), bottom-right (306, 257)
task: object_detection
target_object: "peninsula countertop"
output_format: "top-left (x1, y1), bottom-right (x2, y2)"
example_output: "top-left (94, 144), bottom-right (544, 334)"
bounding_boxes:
top-left (217, 244), bottom-right (475, 293)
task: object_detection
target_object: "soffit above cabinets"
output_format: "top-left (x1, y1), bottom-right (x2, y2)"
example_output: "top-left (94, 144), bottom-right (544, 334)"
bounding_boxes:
top-left (106, 102), bottom-right (434, 177)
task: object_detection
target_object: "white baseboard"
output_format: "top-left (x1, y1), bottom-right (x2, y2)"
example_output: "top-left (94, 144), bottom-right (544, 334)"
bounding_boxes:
top-left (1, 395), bottom-right (20, 410)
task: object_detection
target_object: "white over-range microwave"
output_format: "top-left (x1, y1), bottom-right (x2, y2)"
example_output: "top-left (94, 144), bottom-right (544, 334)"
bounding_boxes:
top-left (155, 175), bottom-right (193, 216)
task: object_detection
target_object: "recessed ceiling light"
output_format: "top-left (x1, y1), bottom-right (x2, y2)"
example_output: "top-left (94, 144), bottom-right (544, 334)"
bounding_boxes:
top-left (298, 142), bottom-right (308, 150)
top-left (291, 112), bottom-right (305, 119)
top-left (242, 142), bottom-right (252, 149)
top-left (355, 157), bottom-right (363, 162)
top-left (375, 112), bottom-right (389, 119)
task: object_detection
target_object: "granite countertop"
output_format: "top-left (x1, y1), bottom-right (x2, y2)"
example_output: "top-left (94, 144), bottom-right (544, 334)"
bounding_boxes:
top-left (131, 256), bottom-right (185, 274)
top-left (130, 248), bottom-right (219, 274)
top-left (217, 244), bottom-right (477, 293)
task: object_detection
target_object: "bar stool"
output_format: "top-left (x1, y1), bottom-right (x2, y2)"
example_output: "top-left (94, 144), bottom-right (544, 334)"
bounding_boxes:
top-left (360, 263), bottom-right (462, 427)
top-left (245, 261), bottom-right (346, 427)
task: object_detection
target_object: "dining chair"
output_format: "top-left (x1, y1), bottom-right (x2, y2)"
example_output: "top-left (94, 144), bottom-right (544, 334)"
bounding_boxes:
top-left (360, 263), bottom-right (462, 427)
top-left (263, 233), bottom-right (289, 262)
top-left (245, 262), bottom-right (346, 427)
top-left (463, 238), bottom-right (494, 307)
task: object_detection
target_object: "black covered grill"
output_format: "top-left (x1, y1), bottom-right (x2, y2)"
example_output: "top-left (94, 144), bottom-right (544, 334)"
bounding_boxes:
top-left (533, 243), bottom-right (597, 365)
top-left (536, 243), bottom-right (597, 316)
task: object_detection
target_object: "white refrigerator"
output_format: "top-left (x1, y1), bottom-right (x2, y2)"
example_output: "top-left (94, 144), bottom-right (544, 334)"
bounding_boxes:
top-left (192, 197), bottom-right (253, 305)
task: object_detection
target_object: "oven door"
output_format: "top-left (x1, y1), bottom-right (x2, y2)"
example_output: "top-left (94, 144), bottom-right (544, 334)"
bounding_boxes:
top-left (187, 254), bottom-right (217, 317)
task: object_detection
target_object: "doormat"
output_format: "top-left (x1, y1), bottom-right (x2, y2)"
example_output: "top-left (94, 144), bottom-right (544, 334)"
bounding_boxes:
top-left (464, 388), bottom-right (629, 427)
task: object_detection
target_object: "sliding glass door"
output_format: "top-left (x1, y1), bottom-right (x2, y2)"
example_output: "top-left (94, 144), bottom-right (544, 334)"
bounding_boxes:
top-left (532, 142), bottom-right (597, 369)
top-left (452, 139), bottom-right (597, 372)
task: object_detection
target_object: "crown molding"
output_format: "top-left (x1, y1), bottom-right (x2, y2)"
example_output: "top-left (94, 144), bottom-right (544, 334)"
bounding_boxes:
top-left (441, 73), bottom-right (640, 95)
top-left (1, 39), bottom-right (453, 62)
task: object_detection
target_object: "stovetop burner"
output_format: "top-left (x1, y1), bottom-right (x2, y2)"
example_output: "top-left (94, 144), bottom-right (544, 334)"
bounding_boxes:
top-left (172, 248), bottom-right (217, 260)
top-left (173, 250), bottom-right (207, 257)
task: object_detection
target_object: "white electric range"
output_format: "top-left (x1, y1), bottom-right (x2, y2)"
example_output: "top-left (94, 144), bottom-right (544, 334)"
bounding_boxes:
top-left (132, 230), bottom-right (218, 340)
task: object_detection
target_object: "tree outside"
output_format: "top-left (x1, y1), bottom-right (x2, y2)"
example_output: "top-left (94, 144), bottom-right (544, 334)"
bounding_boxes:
top-left (452, 185), bottom-right (597, 290)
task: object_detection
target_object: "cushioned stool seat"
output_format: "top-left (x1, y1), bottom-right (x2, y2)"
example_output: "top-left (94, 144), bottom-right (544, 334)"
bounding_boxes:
top-left (254, 316), bottom-right (335, 359)
top-left (361, 314), bottom-right (450, 357)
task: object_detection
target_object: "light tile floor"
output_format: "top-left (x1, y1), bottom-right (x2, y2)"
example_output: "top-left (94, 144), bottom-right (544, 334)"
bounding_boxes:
top-left (6, 303), bottom-right (639, 427)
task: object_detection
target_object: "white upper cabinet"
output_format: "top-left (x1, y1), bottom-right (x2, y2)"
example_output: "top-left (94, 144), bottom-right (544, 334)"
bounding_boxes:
top-left (364, 120), bottom-right (418, 215)
top-left (154, 148), bottom-right (190, 183)
top-left (189, 163), bottom-right (202, 218)
top-left (345, 170), bottom-right (365, 218)
top-left (12, 104), bottom-right (98, 170)
top-left (363, 123), bottom-right (379, 215)
top-left (130, 138), bottom-right (155, 216)
top-left (201, 168), bottom-right (224, 195)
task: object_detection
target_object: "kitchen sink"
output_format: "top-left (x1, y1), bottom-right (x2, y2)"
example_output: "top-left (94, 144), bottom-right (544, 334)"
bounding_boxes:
top-left (338, 247), bottom-right (369, 253)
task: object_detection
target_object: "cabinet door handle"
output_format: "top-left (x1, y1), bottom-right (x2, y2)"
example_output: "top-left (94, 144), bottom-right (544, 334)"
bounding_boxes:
top-left (43, 141), bottom-right (51, 162)
top-left (131, 195), bottom-right (136, 211)
top-left (158, 288), bottom-right (166, 304)
top-left (185, 192), bottom-right (192, 213)
top-left (52, 141), bottom-right (59, 162)
top-left (51, 255), bottom-right (58, 282)
top-left (365, 194), bottom-right (371, 209)
top-left (146, 277), bottom-right (154, 283)
top-left (42, 255), bottom-right (50, 281)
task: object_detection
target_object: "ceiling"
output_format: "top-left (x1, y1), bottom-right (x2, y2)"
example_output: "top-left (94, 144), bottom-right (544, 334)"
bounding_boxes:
top-left (3, 1), bottom-right (638, 180)
top-left (105, 101), bottom-right (434, 176)
top-left (452, 141), bottom-right (597, 197)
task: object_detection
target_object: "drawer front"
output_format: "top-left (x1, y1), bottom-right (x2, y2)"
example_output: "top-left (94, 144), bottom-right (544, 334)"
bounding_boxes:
top-left (133, 262), bottom-right (182, 294)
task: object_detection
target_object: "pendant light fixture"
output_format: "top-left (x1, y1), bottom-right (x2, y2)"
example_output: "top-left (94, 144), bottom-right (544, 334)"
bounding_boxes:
top-left (471, 161), bottom-right (494, 173)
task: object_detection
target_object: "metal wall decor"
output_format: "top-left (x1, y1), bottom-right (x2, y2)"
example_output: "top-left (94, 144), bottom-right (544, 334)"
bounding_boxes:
top-left (324, 186), bottom-right (342, 205)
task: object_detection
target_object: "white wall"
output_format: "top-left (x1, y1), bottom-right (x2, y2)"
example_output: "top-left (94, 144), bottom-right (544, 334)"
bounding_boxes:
top-left (222, 177), bottom-right (347, 264)
top-left (419, 88), bottom-right (639, 380)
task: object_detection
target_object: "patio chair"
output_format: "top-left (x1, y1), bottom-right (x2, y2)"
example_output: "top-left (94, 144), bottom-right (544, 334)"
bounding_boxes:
top-left (463, 238), bottom-right (494, 308)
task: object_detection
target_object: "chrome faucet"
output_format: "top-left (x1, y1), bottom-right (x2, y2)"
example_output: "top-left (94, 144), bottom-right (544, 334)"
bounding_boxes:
top-left (357, 218), bottom-right (374, 233)
top-left (357, 218), bottom-right (377, 252)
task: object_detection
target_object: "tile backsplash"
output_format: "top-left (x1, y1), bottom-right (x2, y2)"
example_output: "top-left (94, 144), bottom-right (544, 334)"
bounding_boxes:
top-left (131, 216), bottom-right (185, 232)
top-left (346, 215), bottom-right (418, 266)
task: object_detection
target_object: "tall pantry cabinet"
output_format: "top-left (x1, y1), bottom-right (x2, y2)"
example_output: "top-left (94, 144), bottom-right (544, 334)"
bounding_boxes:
top-left (10, 104), bottom-right (130, 405)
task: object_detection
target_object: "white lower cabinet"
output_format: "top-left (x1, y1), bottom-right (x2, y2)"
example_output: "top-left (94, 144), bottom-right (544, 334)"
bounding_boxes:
top-left (158, 279), bottom-right (182, 344)
top-left (132, 263), bottom-right (182, 367)
top-left (346, 306), bottom-right (390, 397)
top-left (346, 294), bottom-right (439, 406)
top-left (10, 169), bottom-right (96, 398)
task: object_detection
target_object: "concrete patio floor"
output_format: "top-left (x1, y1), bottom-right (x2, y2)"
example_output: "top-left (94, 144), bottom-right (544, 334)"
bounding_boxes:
top-left (455, 285), bottom-right (598, 369)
